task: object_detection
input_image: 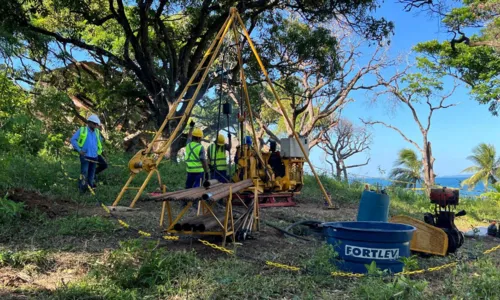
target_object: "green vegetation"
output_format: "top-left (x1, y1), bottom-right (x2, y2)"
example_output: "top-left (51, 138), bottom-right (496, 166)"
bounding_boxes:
top-left (299, 173), bottom-right (365, 205)
top-left (0, 249), bottom-right (53, 273)
top-left (53, 216), bottom-right (115, 236)
top-left (444, 258), bottom-right (500, 299)
top-left (0, 194), bottom-right (24, 222)
top-left (415, 0), bottom-right (500, 114)
top-left (0, 1), bottom-right (498, 298)
top-left (390, 149), bottom-right (423, 188)
top-left (0, 153), bottom-right (498, 299)
top-left (355, 275), bottom-right (428, 300)
top-left (0, 152), bottom-right (185, 203)
top-left (461, 143), bottom-right (500, 190)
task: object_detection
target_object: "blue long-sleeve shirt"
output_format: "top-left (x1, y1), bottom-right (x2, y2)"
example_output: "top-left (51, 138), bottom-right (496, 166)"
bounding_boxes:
top-left (70, 126), bottom-right (102, 158)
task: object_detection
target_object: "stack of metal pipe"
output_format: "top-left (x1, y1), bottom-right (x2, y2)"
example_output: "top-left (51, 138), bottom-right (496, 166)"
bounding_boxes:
top-left (149, 179), bottom-right (253, 202)
top-left (149, 179), bottom-right (255, 232)
top-left (233, 201), bottom-right (255, 241)
top-left (172, 213), bottom-right (226, 232)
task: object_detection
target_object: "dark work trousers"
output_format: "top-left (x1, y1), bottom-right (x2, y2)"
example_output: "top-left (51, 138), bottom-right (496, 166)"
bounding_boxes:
top-left (96, 155), bottom-right (108, 174)
top-left (79, 155), bottom-right (97, 192)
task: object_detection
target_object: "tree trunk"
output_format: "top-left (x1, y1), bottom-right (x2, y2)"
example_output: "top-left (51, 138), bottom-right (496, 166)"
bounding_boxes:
top-left (342, 164), bottom-right (348, 182)
top-left (421, 140), bottom-right (436, 196)
top-left (336, 165), bottom-right (342, 181)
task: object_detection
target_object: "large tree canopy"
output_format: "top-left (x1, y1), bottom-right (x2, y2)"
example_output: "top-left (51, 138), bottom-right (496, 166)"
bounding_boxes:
top-left (0, 0), bottom-right (394, 155)
top-left (410, 0), bottom-right (500, 114)
top-left (0, 0), bottom-right (393, 126)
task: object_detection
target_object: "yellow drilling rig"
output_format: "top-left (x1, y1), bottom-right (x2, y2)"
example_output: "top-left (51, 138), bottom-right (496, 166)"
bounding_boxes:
top-left (111, 7), bottom-right (335, 211)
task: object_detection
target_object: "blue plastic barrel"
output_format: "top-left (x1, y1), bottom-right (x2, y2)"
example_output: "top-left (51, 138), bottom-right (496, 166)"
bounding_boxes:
top-left (323, 221), bottom-right (415, 273)
top-left (357, 190), bottom-right (390, 222)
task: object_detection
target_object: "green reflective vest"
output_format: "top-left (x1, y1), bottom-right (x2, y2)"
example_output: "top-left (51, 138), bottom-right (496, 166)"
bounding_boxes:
top-left (77, 127), bottom-right (103, 155)
top-left (185, 142), bottom-right (204, 173)
top-left (208, 144), bottom-right (227, 171)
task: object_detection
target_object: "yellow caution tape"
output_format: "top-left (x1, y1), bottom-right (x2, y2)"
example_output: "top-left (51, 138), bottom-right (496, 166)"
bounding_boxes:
top-left (94, 191), bottom-right (500, 279)
top-left (331, 271), bottom-right (365, 278)
top-left (100, 203), bottom-right (111, 214)
top-left (88, 185), bottom-right (96, 196)
top-left (198, 239), bottom-right (234, 255)
top-left (118, 219), bottom-right (130, 228)
top-left (138, 230), bottom-right (152, 237)
top-left (265, 261), bottom-right (301, 272)
top-left (426, 262), bottom-right (458, 272)
top-left (396, 269), bottom-right (426, 276)
top-left (483, 244), bottom-right (500, 255)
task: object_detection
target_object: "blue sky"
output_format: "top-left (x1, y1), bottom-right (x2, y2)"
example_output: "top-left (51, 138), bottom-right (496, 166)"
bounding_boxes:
top-left (308, 2), bottom-right (500, 178)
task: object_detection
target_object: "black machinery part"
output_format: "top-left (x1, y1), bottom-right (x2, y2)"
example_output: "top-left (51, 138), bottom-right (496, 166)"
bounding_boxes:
top-left (424, 211), bottom-right (465, 254)
top-left (423, 213), bottom-right (435, 226)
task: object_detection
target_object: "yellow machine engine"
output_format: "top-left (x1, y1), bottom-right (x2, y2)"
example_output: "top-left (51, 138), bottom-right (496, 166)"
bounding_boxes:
top-left (232, 137), bottom-right (307, 194)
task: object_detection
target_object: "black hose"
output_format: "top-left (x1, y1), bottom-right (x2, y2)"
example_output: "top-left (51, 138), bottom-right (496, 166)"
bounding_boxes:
top-left (284, 220), bottom-right (323, 232)
top-left (262, 220), bottom-right (313, 242)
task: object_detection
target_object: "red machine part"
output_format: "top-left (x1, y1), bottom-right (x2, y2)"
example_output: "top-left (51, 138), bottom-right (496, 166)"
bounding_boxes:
top-left (430, 188), bottom-right (459, 207)
top-left (237, 192), bottom-right (297, 208)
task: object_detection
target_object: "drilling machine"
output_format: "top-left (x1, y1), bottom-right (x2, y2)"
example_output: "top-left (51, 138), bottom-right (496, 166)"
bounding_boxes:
top-left (391, 187), bottom-right (466, 255)
top-left (232, 136), bottom-right (307, 206)
top-left (424, 188), bottom-right (466, 254)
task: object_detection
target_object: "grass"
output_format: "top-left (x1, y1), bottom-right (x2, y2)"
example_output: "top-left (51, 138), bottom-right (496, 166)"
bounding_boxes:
top-left (52, 215), bottom-right (115, 236)
top-left (43, 240), bottom-right (347, 300)
top-left (0, 152), bottom-right (499, 299)
top-left (0, 152), bottom-right (186, 206)
top-left (298, 173), bottom-right (364, 205)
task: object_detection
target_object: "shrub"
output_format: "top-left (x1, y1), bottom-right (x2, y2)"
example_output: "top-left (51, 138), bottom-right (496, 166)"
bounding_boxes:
top-left (0, 249), bottom-right (53, 272)
top-left (0, 194), bottom-right (24, 222)
top-left (355, 275), bottom-right (428, 300)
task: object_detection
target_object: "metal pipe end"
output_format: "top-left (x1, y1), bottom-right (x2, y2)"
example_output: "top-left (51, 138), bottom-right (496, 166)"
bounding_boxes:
top-left (181, 223), bottom-right (192, 231)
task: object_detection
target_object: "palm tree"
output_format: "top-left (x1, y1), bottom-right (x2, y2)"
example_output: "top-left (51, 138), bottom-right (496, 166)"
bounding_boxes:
top-left (461, 143), bottom-right (500, 191)
top-left (389, 148), bottom-right (423, 188)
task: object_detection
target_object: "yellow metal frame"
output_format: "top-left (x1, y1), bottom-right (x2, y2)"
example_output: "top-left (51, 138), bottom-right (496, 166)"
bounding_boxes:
top-left (112, 7), bottom-right (335, 209)
top-left (161, 187), bottom-right (237, 246)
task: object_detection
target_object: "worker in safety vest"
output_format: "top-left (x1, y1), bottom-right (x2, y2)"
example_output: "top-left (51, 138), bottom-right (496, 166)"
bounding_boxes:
top-left (70, 114), bottom-right (103, 193)
top-left (185, 121), bottom-right (209, 189)
top-left (208, 134), bottom-right (230, 183)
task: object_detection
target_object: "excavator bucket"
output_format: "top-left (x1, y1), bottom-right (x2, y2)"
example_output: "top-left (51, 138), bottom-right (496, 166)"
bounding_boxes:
top-left (391, 215), bottom-right (448, 256)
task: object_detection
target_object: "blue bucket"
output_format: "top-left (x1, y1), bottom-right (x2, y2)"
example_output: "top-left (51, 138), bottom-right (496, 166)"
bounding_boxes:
top-left (357, 190), bottom-right (390, 222)
top-left (323, 221), bottom-right (415, 273)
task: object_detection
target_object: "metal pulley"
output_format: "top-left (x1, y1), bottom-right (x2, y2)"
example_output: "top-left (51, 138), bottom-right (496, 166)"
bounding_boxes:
top-left (128, 149), bottom-right (156, 174)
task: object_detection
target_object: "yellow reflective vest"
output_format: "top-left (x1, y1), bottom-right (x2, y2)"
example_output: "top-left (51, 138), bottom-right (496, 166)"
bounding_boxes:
top-left (185, 142), bottom-right (204, 173)
top-left (77, 127), bottom-right (103, 155)
top-left (208, 144), bottom-right (227, 171)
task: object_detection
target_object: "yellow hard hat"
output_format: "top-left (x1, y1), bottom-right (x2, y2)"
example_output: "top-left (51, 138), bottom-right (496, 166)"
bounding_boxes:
top-left (192, 128), bottom-right (203, 138)
top-left (216, 134), bottom-right (225, 145)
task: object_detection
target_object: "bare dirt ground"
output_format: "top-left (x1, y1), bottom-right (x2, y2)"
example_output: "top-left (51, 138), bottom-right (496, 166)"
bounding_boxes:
top-left (2, 190), bottom-right (499, 296)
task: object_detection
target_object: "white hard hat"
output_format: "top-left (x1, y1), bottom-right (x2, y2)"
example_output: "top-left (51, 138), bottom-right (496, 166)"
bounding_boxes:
top-left (87, 114), bottom-right (101, 125)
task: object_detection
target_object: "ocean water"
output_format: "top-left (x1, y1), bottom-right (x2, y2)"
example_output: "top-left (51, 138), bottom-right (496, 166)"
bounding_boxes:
top-left (353, 175), bottom-right (487, 197)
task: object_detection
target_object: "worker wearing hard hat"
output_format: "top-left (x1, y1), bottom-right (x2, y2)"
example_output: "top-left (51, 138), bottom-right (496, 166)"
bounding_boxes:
top-left (185, 121), bottom-right (209, 189)
top-left (208, 134), bottom-right (230, 183)
top-left (70, 114), bottom-right (103, 193)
